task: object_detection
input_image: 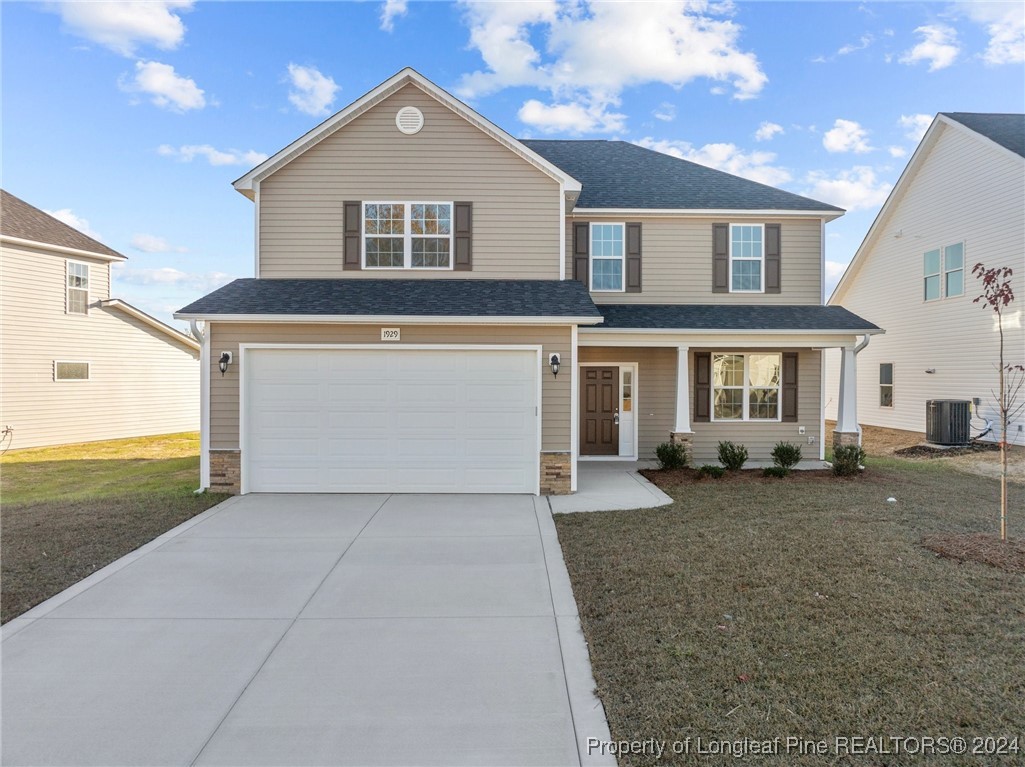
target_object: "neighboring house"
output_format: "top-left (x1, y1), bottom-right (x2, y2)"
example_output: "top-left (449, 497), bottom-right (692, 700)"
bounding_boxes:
top-left (1, 190), bottom-right (200, 450)
top-left (825, 113), bottom-right (1025, 446)
top-left (174, 68), bottom-right (879, 496)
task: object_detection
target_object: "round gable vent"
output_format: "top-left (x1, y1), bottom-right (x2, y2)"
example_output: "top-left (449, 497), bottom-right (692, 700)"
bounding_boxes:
top-left (395, 106), bottom-right (424, 135)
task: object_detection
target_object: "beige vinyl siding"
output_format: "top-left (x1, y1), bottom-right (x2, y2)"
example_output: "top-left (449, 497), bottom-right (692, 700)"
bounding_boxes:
top-left (259, 83), bottom-right (562, 279)
top-left (567, 216), bottom-right (824, 304)
top-left (208, 323), bottom-right (572, 452)
top-left (825, 122), bottom-right (1025, 445)
top-left (0, 244), bottom-right (199, 450)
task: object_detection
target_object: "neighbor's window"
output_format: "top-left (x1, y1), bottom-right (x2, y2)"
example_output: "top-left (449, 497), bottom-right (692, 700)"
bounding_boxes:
top-left (363, 202), bottom-right (452, 269)
top-left (879, 363), bottom-right (893, 407)
top-left (730, 224), bottom-right (764, 292)
top-left (590, 223), bottom-right (624, 291)
top-left (67, 261), bottom-right (89, 314)
top-left (944, 242), bottom-right (964, 297)
top-left (712, 353), bottom-right (781, 421)
top-left (54, 361), bottom-right (89, 381)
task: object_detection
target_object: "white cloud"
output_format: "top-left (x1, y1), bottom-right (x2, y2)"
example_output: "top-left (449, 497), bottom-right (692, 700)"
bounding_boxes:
top-left (958, 2), bottom-right (1024, 65)
top-left (120, 60), bottom-right (205, 111)
top-left (822, 118), bottom-right (873, 153)
top-left (803, 166), bottom-right (892, 211)
top-left (838, 33), bottom-right (874, 56)
top-left (380, 0), bottom-right (408, 32)
top-left (114, 265), bottom-right (232, 292)
top-left (634, 137), bottom-right (792, 186)
top-left (898, 113), bottom-right (933, 142)
top-left (157, 144), bottom-right (268, 166)
top-left (754, 121), bottom-right (783, 141)
top-left (50, 0), bottom-right (192, 56)
top-left (43, 208), bottom-right (102, 241)
top-left (130, 233), bottom-right (188, 253)
top-left (888, 145), bottom-right (908, 158)
top-left (899, 24), bottom-right (960, 71)
top-left (825, 260), bottom-right (849, 284)
top-left (519, 99), bottom-right (626, 134)
top-left (286, 63), bottom-right (339, 117)
top-left (653, 102), bottom-right (676, 122)
top-left (457, 0), bottom-right (767, 135)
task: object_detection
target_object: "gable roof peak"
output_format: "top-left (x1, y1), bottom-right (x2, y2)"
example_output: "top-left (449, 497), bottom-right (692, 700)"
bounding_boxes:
top-left (0, 189), bottom-right (125, 260)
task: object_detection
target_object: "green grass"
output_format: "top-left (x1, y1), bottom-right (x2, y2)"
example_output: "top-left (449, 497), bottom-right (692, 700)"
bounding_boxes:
top-left (1, 433), bottom-right (227, 623)
top-left (555, 460), bottom-right (1025, 766)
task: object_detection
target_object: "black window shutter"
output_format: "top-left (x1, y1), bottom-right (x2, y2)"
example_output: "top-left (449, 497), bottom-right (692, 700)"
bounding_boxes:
top-left (625, 223), bottom-right (642, 292)
top-left (712, 223), bottom-right (729, 292)
top-left (343, 201), bottom-right (362, 270)
top-left (573, 222), bottom-right (590, 286)
top-left (782, 352), bottom-right (798, 422)
top-left (454, 202), bottom-right (473, 271)
top-left (765, 223), bottom-right (781, 293)
top-left (694, 352), bottom-right (711, 422)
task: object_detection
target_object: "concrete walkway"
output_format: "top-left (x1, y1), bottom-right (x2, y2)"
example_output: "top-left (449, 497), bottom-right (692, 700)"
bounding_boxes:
top-left (2, 494), bottom-right (614, 767)
top-left (549, 461), bottom-right (673, 513)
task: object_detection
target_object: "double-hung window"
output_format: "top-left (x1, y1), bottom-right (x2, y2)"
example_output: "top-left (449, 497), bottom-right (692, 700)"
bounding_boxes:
top-left (712, 353), bottom-right (781, 421)
top-left (923, 249), bottom-right (941, 301)
top-left (730, 224), bottom-right (764, 292)
top-left (363, 202), bottom-right (452, 269)
top-left (67, 261), bottom-right (89, 314)
top-left (879, 363), bottom-right (894, 407)
top-left (590, 223), bottom-right (624, 291)
top-left (923, 242), bottom-right (964, 300)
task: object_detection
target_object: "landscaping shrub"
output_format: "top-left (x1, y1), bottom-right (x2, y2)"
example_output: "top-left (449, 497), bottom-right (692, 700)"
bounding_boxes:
top-left (763, 466), bottom-right (790, 479)
top-left (655, 441), bottom-right (688, 470)
top-left (771, 441), bottom-right (803, 469)
top-left (717, 441), bottom-right (748, 471)
top-left (832, 444), bottom-right (866, 476)
top-left (699, 464), bottom-right (726, 479)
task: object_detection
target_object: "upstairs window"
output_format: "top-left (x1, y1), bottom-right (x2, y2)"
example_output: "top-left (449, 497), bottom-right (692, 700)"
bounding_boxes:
top-left (923, 249), bottom-right (941, 301)
top-left (590, 223), bottom-right (624, 291)
top-left (712, 353), bottom-right (781, 421)
top-left (879, 363), bottom-right (893, 407)
top-left (363, 202), bottom-right (452, 269)
top-left (924, 243), bottom-right (964, 301)
top-left (730, 224), bottom-right (764, 292)
top-left (67, 261), bottom-right (89, 314)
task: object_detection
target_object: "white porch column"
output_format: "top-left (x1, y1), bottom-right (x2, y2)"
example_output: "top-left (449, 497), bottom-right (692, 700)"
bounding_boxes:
top-left (834, 344), bottom-right (860, 445)
top-left (674, 345), bottom-right (692, 433)
top-left (192, 319), bottom-right (210, 491)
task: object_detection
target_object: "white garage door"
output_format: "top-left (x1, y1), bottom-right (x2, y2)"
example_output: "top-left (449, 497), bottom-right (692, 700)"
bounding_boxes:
top-left (243, 348), bottom-right (539, 493)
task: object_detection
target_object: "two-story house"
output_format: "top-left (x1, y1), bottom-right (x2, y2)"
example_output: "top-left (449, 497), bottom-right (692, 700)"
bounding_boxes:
top-left (175, 68), bottom-right (880, 495)
top-left (1, 190), bottom-right (200, 450)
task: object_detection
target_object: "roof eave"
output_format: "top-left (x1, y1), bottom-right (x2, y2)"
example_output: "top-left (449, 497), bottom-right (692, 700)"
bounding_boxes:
top-left (101, 299), bottom-right (200, 350)
top-left (172, 312), bottom-right (603, 326)
top-left (0, 234), bottom-right (127, 262)
top-left (570, 208), bottom-right (843, 221)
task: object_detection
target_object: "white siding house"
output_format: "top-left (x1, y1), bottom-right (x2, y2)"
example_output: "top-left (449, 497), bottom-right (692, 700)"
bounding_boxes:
top-left (825, 113), bottom-right (1025, 445)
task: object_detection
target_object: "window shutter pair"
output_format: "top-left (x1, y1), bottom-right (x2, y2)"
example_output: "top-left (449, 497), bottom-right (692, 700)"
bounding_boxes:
top-left (692, 351), bottom-right (798, 422)
top-left (711, 223), bottom-right (782, 293)
top-left (342, 201), bottom-right (473, 271)
top-left (572, 222), bottom-right (642, 292)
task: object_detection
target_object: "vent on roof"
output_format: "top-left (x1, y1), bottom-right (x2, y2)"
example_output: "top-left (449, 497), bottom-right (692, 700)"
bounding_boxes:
top-left (395, 106), bottom-right (424, 135)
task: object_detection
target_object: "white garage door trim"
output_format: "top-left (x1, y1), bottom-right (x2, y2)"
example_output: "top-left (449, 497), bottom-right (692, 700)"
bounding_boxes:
top-left (238, 344), bottom-right (543, 495)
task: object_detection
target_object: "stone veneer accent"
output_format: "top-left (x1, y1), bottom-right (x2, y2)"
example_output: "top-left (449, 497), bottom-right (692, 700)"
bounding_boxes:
top-left (669, 432), bottom-right (694, 465)
top-left (832, 431), bottom-right (861, 450)
top-left (209, 449), bottom-right (241, 494)
top-left (540, 452), bottom-right (572, 495)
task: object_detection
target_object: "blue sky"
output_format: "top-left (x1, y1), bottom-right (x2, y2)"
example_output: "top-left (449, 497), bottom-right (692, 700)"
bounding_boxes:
top-left (3, 1), bottom-right (1023, 326)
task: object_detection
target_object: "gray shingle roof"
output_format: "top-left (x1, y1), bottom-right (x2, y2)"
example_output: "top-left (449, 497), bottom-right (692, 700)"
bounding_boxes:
top-left (522, 140), bottom-right (843, 212)
top-left (594, 304), bottom-right (880, 332)
top-left (941, 113), bottom-right (1025, 158)
top-left (0, 190), bottom-right (125, 259)
top-left (176, 278), bottom-right (604, 319)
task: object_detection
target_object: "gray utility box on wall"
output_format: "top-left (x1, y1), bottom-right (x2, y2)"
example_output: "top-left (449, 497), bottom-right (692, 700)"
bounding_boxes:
top-left (926, 400), bottom-right (971, 446)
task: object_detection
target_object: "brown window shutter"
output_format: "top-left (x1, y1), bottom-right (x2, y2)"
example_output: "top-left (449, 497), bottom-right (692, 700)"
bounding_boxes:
top-left (625, 222), bottom-right (642, 292)
top-left (712, 223), bottom-right (729, 292)
top-left (694, 352), bottom-right (711, 422)
top-left (573, 222), bottom-right (590, 286)
top-left (454, 202), bottom-right (473, 271)
top-left (782, 351), bottom-right (798, 422)
top-left (765, 223), bottom-right (781, 293)
top-left (343, 201), bottom-right (361, 270)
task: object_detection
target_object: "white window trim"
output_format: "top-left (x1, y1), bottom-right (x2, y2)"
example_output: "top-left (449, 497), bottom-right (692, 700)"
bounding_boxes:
top-left (54, 360), bottom-right (91, 382)
top-left (361, 201), bottom-right (455, 271)
top-left (710, 351), bottom-right (782, 423)
top-left (66, 260), bottom-right (91, 315)
top-left (589, 222), bottom-right (626, 293)
top-left (942, 241), bottom-right (965, 298)
top-left (728, 223), bottom-right (765, 294)
top-left (879, 362), bottom-right (894, 408)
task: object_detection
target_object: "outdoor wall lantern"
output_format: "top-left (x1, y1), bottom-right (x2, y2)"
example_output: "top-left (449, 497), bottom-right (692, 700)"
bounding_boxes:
top-left (549, 353), bottom-right (561, 378)
top-left (219, 351), bottom-right (232, 376)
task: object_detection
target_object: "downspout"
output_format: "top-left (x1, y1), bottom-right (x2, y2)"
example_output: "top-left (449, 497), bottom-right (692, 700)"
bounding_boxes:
top-left (191, 319), bottom-right (211, 494)
top-left (851, 334), bottom-right (872, 441)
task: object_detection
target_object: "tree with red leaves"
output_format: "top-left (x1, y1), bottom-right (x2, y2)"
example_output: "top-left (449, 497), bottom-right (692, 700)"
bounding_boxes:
top-left (973, 263), bottom-right (1025, 542)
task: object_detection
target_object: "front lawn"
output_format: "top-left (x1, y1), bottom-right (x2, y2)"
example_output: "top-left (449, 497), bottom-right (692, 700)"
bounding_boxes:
top-left (555, 460), bottom-right (1024, 765)
top-left (1, 433), bottom-right (228, 623)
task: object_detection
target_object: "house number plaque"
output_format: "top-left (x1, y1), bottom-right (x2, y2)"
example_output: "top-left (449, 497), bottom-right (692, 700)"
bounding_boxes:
top-left (381, 328), bottom-right (401, 341)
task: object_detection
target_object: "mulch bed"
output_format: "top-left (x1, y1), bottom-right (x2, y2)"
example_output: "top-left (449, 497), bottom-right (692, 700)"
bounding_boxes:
top-left (921, 532), bottom-right (1025, 574)
top-left (640, 467), bottom-right (840, 488)
top-left (894, 441), bottom-right (1001, 459)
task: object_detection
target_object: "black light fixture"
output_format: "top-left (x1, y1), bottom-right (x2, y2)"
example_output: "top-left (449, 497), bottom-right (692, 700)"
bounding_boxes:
top-left (219, 351), bottom-right (232, 376)
top-left (549, 353), bottom-right (561, 378)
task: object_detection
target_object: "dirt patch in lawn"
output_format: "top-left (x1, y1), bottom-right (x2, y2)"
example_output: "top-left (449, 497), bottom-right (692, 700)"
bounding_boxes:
top-left (922, 532), bottom-right (1025, 574)
top-left (894, 442), bottom-right (1001, 458)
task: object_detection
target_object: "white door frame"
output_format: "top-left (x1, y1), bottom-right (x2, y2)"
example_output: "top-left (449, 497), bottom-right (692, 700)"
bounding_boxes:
top-left (238, 343), bottom-right (543, 495)
top-left (577, 362), bottom-right (639, 461)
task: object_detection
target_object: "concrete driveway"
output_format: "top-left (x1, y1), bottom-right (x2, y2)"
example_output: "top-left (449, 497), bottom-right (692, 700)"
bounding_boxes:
top-left (2, 494), bottom-right (612, 766)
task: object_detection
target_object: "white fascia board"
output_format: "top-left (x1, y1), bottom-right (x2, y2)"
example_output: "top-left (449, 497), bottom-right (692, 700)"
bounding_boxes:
top-left (232, 68), bottom-right (580, 197)
top-left (1, 235), bottom-right (126, 262)
top-left (172, 313), bottom-right (603, 326)
top-left (578, 328), bottom-right (883, 348)
top-left (101, 299), bottom-right (200, 351)
top-left (569, 209), bottom-right (844, 221)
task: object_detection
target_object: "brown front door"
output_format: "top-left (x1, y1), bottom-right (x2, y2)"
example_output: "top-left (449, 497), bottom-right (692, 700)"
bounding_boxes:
top-left (581, 367), bottom-right (619, 456)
